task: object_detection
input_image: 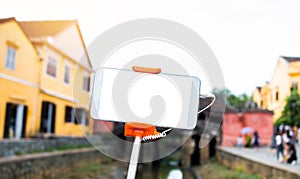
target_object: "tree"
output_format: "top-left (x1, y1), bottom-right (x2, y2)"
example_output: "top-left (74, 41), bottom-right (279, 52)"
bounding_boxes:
top-left (213, 88), bottom-right (251, 112)
top-left (275, 89), bottom-right (300, 127)
top-left (227, 92), bottom-right (251, 112)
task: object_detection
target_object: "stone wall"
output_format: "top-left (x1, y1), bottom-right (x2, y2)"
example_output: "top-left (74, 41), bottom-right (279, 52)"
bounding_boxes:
top-left (216, 147), bottom-right (300, 179)
top-left (0, 137), bottom-right (90, 157)
top-left (222, 111), bottom-right (273, 146)
top-left (0, 148), bottom-right (110, 179)
top-left (179, 137), bottom-right (213, 167)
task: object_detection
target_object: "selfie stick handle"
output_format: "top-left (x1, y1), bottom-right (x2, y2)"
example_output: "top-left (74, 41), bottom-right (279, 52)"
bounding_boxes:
top-left (125, 122), bottom-right (159, 179)
top-left (127, 136), bottom-right (141, 179)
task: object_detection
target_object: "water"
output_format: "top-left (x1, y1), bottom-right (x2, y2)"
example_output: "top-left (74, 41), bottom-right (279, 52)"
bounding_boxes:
top-left (135, 164), bottom-right (198, 179)
top-left (135, 154), bottom-right (198, 179)
top-left (56, 150), bottom-right (199, 179)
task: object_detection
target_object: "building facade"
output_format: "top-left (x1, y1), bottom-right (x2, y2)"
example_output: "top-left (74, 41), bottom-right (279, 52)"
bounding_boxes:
top-left (253, 56), bottom-right (300, 121)
top-left (0, 17), bottom-right (92, 139)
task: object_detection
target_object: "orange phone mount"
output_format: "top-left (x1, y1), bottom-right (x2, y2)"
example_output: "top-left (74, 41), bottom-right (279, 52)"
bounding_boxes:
top-left (124, 122), bottom-right (160, 139)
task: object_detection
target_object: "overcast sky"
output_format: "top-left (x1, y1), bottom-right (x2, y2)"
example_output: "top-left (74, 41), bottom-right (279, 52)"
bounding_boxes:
top-left (1, 0), bottom-right (300, 95)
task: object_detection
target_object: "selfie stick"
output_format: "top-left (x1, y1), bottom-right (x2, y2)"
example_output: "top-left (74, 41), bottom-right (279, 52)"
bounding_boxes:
top-left (125, 66), bottom-right (162, 179)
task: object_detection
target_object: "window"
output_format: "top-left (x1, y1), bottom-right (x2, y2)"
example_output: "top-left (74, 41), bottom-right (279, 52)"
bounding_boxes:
top-left (64, 65), bottom-right (70, 84)
top-left (275, 91), bottom-right (279, 101)
top-left (83, 73), bottom-right (90, 92)
top-left (46, 56), bottom-right (57, 77)
top-left (75, 108), bottom-right (89, 126)
top-left (5, 46), bottom-right (16, 70)
top-left (65, 106), bottom-right (75, 123)
top-left (291, 81), bottom-right (298, 93)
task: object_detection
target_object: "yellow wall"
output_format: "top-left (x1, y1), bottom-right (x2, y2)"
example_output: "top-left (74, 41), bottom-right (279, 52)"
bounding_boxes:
top-left (0, 79), bottom-right (40, 138)
top-left (0, 20), bottom-right (40, 138)
top-left (39, 46), bottom-right (76, 97)
top-left (268, 59), bottom-right (292, 121)
top-left (35, 45), bottom-right (92, 137)
top-left (38, 94), bottom-right (92, 137)
top-left (0, 19), bottom-right (92, 138)
top-left (253, 57), bottom-right (300, 122)
top-left (73, 66), bottom-right (90, 105)
top-left (252, 88), bottom-right (261, 107)
top-left (260, 84), bottom-right (267, 109)
top-left (0, 20), bottom-right (40, 83)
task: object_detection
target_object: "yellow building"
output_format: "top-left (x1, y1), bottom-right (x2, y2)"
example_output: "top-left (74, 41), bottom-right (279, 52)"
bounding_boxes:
top-left (0, 17), bottom-right (92, 139)
top-left (253, 56), bottom-right (300, 122)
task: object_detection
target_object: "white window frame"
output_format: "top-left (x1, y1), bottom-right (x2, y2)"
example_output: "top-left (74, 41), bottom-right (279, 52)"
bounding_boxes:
top-left (46, 56), bottom-right (57, 78)
top-left (83, 71), bottom-right (90, 92)
top-left (5, 46), bottom-right (16, 70)
top-left (291, 80), bottom-right (298, 92)
top-left (76, 108), bottom-right (88, 126)
top-left (63, 62), bottom-right (71, 85)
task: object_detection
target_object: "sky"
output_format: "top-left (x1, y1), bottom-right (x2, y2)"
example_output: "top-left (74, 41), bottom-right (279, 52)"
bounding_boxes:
top-left (1, 0), bottom-right (300, 95)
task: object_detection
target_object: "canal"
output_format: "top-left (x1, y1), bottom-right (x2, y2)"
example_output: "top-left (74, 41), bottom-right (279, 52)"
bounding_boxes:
top-left (55, 150), bottom-right (198, 179)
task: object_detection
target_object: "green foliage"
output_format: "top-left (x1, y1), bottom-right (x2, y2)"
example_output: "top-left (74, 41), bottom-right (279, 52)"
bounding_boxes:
top-left (15, 151), bottom-right (23, 156)
top-left (213, 88), bottom-right (251, 112)
top-left (276, 89), bottom-right (300, 127)
top-left (235, 166), bottom-right (244, 173)
top-left (245, 135), bottom-right (253, 148)
top-left (199, 160), bottom-right (261, 179)
top-left (228, 93), bottom-right (250, 112)
top-left (54, 161), bottom-right (116, 179)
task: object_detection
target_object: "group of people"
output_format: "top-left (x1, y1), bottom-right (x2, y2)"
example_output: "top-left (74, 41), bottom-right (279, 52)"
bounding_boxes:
top-left (270, 125), bottom-right (298, 165)
top-left (237, 131), bottom-right (260, 149)
top-left (236, 125), bottom-right (298, 165)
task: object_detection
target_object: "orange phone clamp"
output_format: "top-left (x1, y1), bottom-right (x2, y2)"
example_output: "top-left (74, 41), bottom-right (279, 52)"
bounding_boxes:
top-left (124, 122), bottom-right (160, 139)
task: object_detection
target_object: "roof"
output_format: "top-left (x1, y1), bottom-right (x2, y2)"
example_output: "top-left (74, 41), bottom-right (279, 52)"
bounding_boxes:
top-left (19, 20), bottom-right (76, 37)
top-left (1, 17), bottom-right (92, 70)
top-left (0, 17), bottom-right (16, 24)
top-left (0, 17), bottom-right (39, 56)
top-left (225, 105), bottom-right (239, 113)
top-left (19, 19), bottom-right (92, 70)
top-left (281, 56), bottom-right (300, 63)
top-left (243, 101), bottom-right (273, 113)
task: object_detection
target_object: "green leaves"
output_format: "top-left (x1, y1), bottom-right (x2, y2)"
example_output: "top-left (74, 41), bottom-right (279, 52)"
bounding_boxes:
top-left (213, 88), bottom-right (251, 112)
top-left (275, 89), bottom-right (300, 127)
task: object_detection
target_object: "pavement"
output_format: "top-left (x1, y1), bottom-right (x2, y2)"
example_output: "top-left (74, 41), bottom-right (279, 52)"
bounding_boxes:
top-left (218, 144), bottom-right (300, 175)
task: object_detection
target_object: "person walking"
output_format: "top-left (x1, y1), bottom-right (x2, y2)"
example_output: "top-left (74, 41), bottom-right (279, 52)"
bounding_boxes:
top-left (286, 143), bottom-right (297, 165)
top-left (269, 133), bottom-right (277, 155)
top-left (293, 126), bottom-right (298, 144)
top-left (276, 131), bottom-right (284, 162)
top-left (282, 128), bottom-right (291, 145)
top-left (253, 131), bottom-right (260, 150)
top-left (237, 134), bottom-right (243, 148)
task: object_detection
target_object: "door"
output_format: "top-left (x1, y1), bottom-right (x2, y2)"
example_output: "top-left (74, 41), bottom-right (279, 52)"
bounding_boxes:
top-left (4, 103), bottom-right (27, 139)
top-left (40, 101), bottom-right (56, 133)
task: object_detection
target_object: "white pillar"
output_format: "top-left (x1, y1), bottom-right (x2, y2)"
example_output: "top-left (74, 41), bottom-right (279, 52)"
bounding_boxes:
top-left (15, 105), bottom-right (24, 139)
top-left (81, 110), bottom-right (86, 125)
top-left (47, 103), bottom-right (53, 133)
top-left (71, 108), bottom-right (75, 123)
